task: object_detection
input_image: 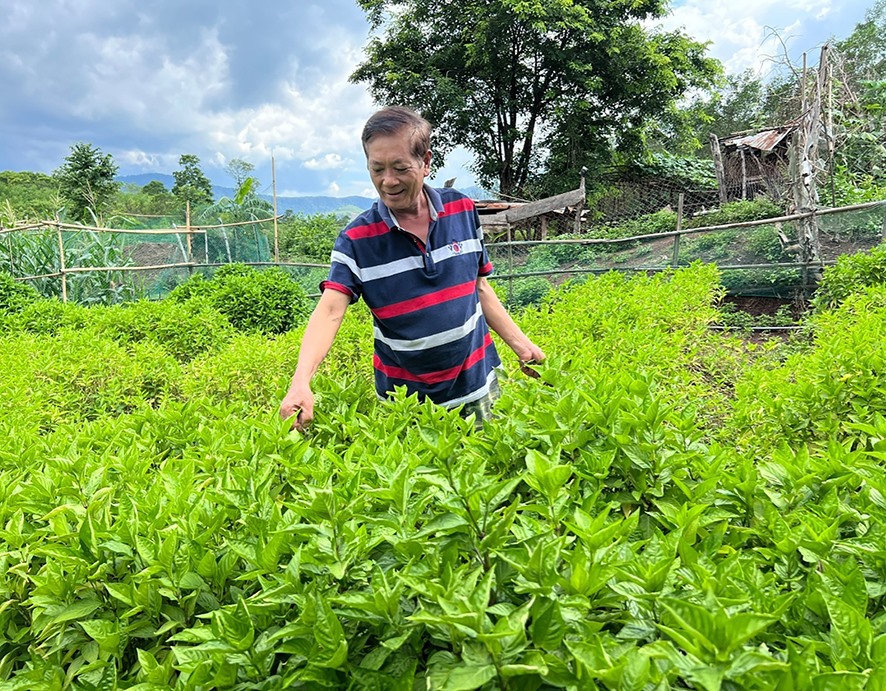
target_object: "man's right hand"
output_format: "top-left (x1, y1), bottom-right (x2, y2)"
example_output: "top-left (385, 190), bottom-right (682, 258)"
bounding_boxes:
top-left (280, 382), bottom-right (314, 432)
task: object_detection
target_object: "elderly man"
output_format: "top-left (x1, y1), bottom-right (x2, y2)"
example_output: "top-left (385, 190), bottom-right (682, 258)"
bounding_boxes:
top-left (280, 106), bottom-right (544, 430)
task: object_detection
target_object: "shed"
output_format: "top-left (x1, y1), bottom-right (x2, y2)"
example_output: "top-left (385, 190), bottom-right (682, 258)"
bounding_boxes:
top-left (714, 121), bottom-right (800, 202)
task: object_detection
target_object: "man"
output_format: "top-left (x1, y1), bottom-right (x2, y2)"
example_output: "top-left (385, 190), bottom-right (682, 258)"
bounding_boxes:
top-left (279, 106), bottom-right (544, 430)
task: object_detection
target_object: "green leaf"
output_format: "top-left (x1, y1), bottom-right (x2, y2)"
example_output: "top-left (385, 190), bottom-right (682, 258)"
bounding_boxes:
top-left (427, 651), bottom-right (497, 690)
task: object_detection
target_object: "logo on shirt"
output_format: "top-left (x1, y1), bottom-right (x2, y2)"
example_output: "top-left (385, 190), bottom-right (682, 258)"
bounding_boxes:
top-left (451, 241), bottom-right (462, 254)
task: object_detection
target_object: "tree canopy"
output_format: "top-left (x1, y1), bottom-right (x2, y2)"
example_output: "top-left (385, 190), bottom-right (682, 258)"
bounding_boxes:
top-left (172, 154), bottom-right (214, 208)
top-left (53, 143), bottom-right (120, 225)
top-left (351, 0), bottom-right (720, 197)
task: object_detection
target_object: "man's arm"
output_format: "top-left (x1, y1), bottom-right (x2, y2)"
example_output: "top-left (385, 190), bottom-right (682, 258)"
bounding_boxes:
top-left (279, 289), bottom-right (351, 430)
top-left (476, 277), bottom-right (545, 362)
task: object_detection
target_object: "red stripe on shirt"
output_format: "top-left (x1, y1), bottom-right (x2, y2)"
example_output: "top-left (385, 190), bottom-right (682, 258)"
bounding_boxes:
top-left (441, 197), bottom-right (474, 216)
top-left (320, 281), bottom-right (355, 298)
top-left (346, 220), bottom-right (390, 240)
top-left (373, 333), bottom-right (494, 385)
top-left (372, 280), bottom-right (477, 319)
top-left (479, 261), bottom-right (493, 276)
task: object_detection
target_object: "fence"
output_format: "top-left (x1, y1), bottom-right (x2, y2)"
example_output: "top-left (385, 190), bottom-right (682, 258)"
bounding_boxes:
top-left (2, 198), bottom-right (885, 307)
top-left (0, 215), bottom-right (329, 303)
top-left (486, 198), bottom-right (886, 306)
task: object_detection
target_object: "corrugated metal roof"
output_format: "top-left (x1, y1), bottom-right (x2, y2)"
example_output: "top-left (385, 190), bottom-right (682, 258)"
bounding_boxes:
top-left (721, 126), bottom-right (797, 152)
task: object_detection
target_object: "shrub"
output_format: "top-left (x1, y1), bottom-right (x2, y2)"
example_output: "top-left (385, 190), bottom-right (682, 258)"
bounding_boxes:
top-left (0, 298), bottom-right (89, 334)
top-left (211, 268), bottom-right (311, 334)
top-left (686, 198), bottom-right (781, 228)
top-left (168, 263), bottom-right (312, 334)
top-left (812, 242), bottom-right (886, 310)
top-left (508, 276), bottom-right (552, 308)
top-left (86, 299), bottom-right (235, 361)
top-left (278, 212), bottom-right (348, 262)
top-left (0, 271), bottom-right (39, 313)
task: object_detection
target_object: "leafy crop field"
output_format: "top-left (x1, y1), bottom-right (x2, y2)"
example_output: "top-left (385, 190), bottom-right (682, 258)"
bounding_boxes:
top-left (2, 262), bottom-right (886, 689)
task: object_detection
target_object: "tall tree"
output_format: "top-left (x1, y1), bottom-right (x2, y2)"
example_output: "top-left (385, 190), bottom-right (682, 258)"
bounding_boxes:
top-left (351, 0), bottom-right (719, 197)
top-left (224, 158), bottom-right (255, 188)
top-left (832, 0), bottom-right (886, 180)
top-left (53, 143), bottom-right (120, 224)
top-left (172, 154), bottom-right (214, 208)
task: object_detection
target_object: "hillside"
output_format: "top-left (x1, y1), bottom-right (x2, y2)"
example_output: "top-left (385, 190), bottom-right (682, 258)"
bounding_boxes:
top-left (116, 173), bottom-right (374, 217)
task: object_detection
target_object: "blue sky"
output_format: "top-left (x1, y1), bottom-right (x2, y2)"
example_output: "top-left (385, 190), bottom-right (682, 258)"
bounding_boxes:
top-left (0, 1), bottom-right (874, 198)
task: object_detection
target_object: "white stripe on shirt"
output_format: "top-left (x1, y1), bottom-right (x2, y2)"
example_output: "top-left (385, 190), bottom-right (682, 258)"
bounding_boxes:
top-left (373, 301), bottom-right (485, 351)
top-left (333, 238), bottom-right (486, 284)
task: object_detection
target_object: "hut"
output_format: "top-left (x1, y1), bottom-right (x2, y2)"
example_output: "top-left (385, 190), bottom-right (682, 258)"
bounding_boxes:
top-left (712, 121), bottom-right (801, 203)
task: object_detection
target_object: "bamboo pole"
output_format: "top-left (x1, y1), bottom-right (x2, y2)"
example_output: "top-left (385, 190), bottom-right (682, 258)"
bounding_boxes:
top-left (0, 215), bottom-right (282, 235)
top-left (185, 200), bottom-right (193, 273)
top-left (272, 155), bottom-right (280, 263)
top-left (55, 216), bottom-right (67, 303)
top-left (710, 133), bottom-right (728, 205)
top-left (672, 193), bottom-right (684, 266)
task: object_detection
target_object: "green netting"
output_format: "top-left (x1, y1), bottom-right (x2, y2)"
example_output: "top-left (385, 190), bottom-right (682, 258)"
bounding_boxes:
top-left (487, 200), bottom-right (886, 306)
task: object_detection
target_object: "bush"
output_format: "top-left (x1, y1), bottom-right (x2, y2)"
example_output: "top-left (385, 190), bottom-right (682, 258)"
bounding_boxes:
top-left (686, 198), bottom-right (781, 228)
top-left (812, 243), bottom-right (886, 310)
top-left (507, 276), bottom-right (552, 308)
top-left (278, 212), bottom-right (348, 262)
top-left (0, 271), bottom-right (39, 314)
top-left (0, 298), bottom-right (89, 334)
top-left (86, 299), bottom-right (235, 361)
top-left (170, 263), bottom-right (311, 334)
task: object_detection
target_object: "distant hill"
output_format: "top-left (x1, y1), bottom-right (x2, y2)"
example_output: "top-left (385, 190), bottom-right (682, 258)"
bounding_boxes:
top-left (117, 174), bottom-right (496, 217)
top-left (116, 173), bottom-right (374, 217)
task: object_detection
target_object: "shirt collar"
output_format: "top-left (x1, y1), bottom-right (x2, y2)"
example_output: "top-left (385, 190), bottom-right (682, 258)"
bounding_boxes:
top-left (378, 184), bottom-right (443, 230)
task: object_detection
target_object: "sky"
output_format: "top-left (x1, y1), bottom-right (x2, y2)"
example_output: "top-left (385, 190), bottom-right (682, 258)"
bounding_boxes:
top-left (0, 0), bottom-right (875, 199)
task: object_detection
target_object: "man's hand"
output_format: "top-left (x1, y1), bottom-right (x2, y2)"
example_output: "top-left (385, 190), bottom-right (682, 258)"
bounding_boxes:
top-left (280, 382), bottom-right (314, 432)
top-left (514, 342), bottom-right (546, 364)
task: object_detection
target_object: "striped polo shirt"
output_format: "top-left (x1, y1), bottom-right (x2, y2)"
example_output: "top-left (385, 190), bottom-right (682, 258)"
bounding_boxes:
top-left (320, 185), bottom-right (501, 407)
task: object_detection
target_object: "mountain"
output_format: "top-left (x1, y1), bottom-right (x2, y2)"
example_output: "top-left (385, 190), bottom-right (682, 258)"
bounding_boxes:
top-left (116, 174), bottom-right (496, 217)
top-left (116, 173), bottom-right (374, 217)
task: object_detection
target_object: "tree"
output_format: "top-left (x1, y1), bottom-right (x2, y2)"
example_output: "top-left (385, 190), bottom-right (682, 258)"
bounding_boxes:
top-left (53, 143), bottom-right (120, 224)
top-left (142, 180), bottom-right (168, 196)
top-left (172, 154), bottom-right (214, 208)
top-left (224, 158), bottom-right (255, 189)
top-left (831, 0), bottom-right (886, 180)
top-left (350, 0), bottom-right (719, 197)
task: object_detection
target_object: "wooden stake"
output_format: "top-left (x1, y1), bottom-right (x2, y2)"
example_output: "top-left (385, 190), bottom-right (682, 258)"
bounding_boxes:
top-left (710, 133), bottom-right (728, 204)
top-left (272, 155), bottom-right (279, 263)
top-left (672, 193), bottom-right (684, 267)
top-left (55, 218), bottom-right (67, 303)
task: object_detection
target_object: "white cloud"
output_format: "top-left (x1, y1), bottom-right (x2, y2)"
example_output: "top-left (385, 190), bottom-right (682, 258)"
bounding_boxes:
top-left (304, 154), bottom-right (346, 171)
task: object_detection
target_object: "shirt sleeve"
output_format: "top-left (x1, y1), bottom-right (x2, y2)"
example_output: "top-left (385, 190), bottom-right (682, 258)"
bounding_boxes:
top-left (319, 231), bottom-right (362, 302)
top-left (473, 204), bottom-right (494, 277)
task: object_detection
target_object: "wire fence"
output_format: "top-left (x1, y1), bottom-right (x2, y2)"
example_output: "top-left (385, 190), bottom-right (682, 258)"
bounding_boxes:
top-left (487, 198), bottom-right (886, 307)
top-left (0, 216), bottom-right (328, 303)
top-left (2, 198), bottom-right (885, 308)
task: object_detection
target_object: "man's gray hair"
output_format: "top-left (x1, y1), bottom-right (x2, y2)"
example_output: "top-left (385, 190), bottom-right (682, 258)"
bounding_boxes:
top-left (361, 106), bottom-right (431, 160)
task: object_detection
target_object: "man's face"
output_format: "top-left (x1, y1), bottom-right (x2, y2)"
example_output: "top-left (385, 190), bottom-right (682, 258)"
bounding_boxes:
top-left (365, 133), bottom-right (432, 215)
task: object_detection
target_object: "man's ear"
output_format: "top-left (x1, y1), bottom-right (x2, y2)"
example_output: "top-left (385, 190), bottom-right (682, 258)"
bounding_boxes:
top-left (423, 149), bottom-right (433, 173)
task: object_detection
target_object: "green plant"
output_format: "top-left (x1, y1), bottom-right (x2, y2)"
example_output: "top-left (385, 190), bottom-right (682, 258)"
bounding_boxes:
top-left (0, 271), bottom-right (39, 313)
top-left (277, 212), bottom-right (348, 263)
top-left (170, 263), bottom-right (311, 334)
top-left (6, 262), bottom-right (886, 688)
top-left (813, 242), bottom-right (886, 310)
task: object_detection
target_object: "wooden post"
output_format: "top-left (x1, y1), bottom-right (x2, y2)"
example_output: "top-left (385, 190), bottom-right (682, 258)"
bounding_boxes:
top-left (185, 200), bottom-right (193, 275)
top-left (740, 148), bottom-right (748, 200)
top-left (573, 166), bottom-right (587, 234)
top-left (185, 203), bottom-right (193, 268)
top-left (881, 205), bottom-right (886, 241)
top-left (672, 193), bottom-right (684, 267)
top-left (507, 224), bottom-right (514, 308)
top-left (56, 218), bottom-right (67, 303)
top-left (710, 133), bottom-right (728, 205)
top-left (272, 155), bottom-right (280, 263)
